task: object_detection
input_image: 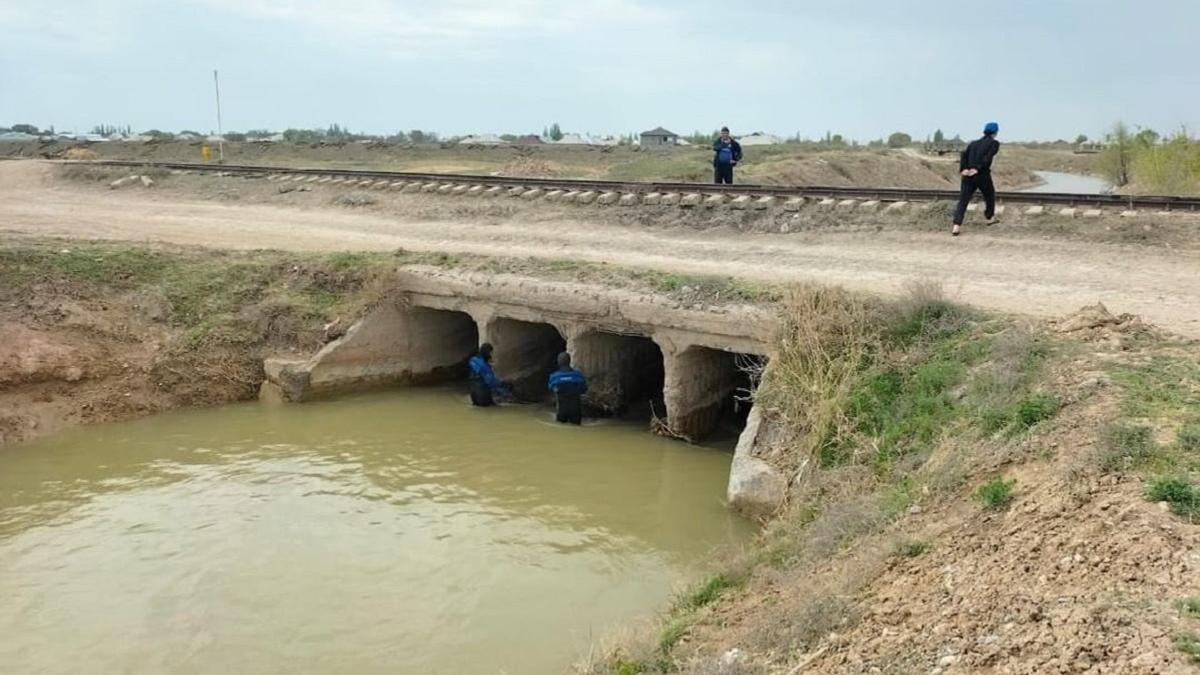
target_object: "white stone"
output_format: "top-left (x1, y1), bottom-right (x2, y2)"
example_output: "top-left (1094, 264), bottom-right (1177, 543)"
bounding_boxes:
top-left (680, 193), bottom-right (702, 207)
top-left (660, 193), bottom-right (681, 206)
top-left (139, 175), bottom-right (154, 188)
top-left (837, 199), bottom-right (857, 210)
top-left (1083, 208), bottom-right (1103, 218)
top-left (420, 183), bottom-right (439, 193)
top-left (784, 197), bottom-right (805, 212)
top-left (818, 198), bottom-right (837, 210)
top-left (730, 195), bottom-right (752, 210)
top-left (1059, 207), bottom-right (1078, 217)
top-left (642, 192), bottom-right (662, 205)
top-left (597, 191), bottom-right (619, 205)
top-left (727, 408), bottom-right (787, 519)
top-left (858, 199), bottom-right (881, 211)
top-left (520, 188), bottom-right (544, 200)
top-left (483, 186), bottom-right (504, 198)
top-left (754, 196), bottom-right (776, 210)
top-left (885, 201), bottom-right (909, 212)
top-left (402, 182), bottom-right (423, 193)
top-left (1120, 210), bottom-right (1137, 217)
top-left (1025, 205), bottom-right (1045, 215)
top-left (543, 190), bottom-right (564, 202)
top-left (575, 191), bottom-right (597, 204)
top-left (619, 193), bottom-right (638, 206)
top-left (507, 186), bottom-right (526, 198)
top-left (704, 194), bottom-right (726, 208)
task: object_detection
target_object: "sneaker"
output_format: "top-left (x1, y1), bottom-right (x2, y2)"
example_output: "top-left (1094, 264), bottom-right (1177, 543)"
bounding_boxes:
top-left (951, 224), bottom-right (961, 236)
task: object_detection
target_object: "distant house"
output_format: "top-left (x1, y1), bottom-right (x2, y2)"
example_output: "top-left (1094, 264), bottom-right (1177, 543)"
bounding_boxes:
top-left (517, 134), bottom-right (545, 145)
top-left (458, 133), bottom-right (504, 146)
top-left (554, 133), bottom-right (593, 146)
top-left (640, 126), bottom-right (679, 147)
top-left (736, 132), bottom-right (784, 146)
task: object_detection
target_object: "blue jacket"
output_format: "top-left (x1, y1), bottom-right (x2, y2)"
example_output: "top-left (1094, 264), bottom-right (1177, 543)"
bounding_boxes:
top-left (712, 138), bottom-right (743, 165)
top-left (469, 355), bottom-right (507, 392)
top-left (547, 367), bottom-right (588, 395)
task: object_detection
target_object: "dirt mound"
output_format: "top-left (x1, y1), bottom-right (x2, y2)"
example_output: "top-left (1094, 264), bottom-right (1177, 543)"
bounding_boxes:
top-left (62, 147), bottom-right (100, 160)
top-left (1052, 303), bottom-right (1156, 348)
top-left (499, 157), bottom-right (563, 177)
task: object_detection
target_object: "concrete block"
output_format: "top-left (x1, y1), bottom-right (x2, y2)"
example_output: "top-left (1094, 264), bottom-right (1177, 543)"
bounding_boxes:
top-left (374, 180), bottom-right (391, 190)
top-left (1059, 207), bottom-right (1078, 218)
top-left (483, 186), bottom-right (504, 198)
top-left (730, 195), bottom-right (752, 210)
top-left (466, 185), bottom-right (485, 196)
top-left (431, 184), bottom-right (450, 194)
top-left (597, 191), bottom-right (619, 205)
top-left (642, 192), bottom-right (662, 205)
top-left (305, 176), bottom-right (320, 183)
top-left (109, 175), bottom-right (137, 189)
top-left (451, 185), bottom-right (470, 195)
top-left (560, 191), bottom-right (580, 203)
top-left (784, 197), bottom-right (805, 212)
top-left (266, 174), bottom-right (281, 181)
top-left (402, 182), bottom-right (422, 194)
top-left (421, 183), bottom-right (439, 193)
top-left (330, 177), bottom-right (346, 184)
top-left (660, 193), bottom-right (680, 206)
top-left (885, 201), bottom-right (909, 213)
top-left (858, 200), bottom-right (880, 211)
top-left (520, 188), bottom-right (544, 200)
top-left (389, 181), bottom-right (406, 190)
top-left (619, 193), bottom-right (639, 206)
top-left (818, 198), bottom-right (837, 211)
top-left (704, 194), bottom-right (726, 208)
top-left (544, 190), bottom-right (564, 202)
top-left (754, 196), bottom-right (776, 210)
top-left (1025, 205), bottom-right (1045, 216)
top-left (576, 191), bottom-right (597, 205)
top-left (318, 177), bottom-right (334, 184)
top-left (139, 175), bottom-right (155, 188)
top-left (1083, 208), bottom-right (1103, 218)
top-left (837, 199), bottom-right (858, 210)
top-left (507, 186), bottom-right (526, 198)
top-left (680, 193), bottom-right (702, 207)
top-left (1120, 210), bottom-right (1138, 217)
top-left (292, 175), bottom-right (308, 182)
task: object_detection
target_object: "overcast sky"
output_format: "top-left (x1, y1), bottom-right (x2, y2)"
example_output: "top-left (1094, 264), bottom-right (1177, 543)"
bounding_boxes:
top-left (2, 0), bottom-right (1198, 140)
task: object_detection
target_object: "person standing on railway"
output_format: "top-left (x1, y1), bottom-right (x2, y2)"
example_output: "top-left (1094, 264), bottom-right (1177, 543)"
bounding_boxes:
top-left (547, 352), bottom-right (588, 425)
top-left (951, 122), bottom-right (1002, 236)
top-left (467, 343), bottom-right (511, 407)
top-left (712, 126), bottom-right (743, 185)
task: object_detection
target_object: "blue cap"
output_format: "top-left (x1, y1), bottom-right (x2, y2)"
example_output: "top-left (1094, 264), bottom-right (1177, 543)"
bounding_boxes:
top-left (984, 121), bottom-right (1000, 134)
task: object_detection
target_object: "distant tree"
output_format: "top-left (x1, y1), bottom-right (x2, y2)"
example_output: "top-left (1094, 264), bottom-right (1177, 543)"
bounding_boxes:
top-left (409, 129), bottom-right (427, 143)
top-left (868, 139), bottom-right (885, 148)
top-left (283, 128), bottom-right (323, 142)
top-left (245, 129), bottom-right (273, 139)
top-left (886, 132), bottom-right (913, 148)
top-left (1135, 127), bottom-right (1160, 147)
top-left (388, 131), bottom-right (409, 143)
top-left (548, 122), bottom-right (563, 141)
top-left (179, 129), bottom-right (201, 137)
top-left (933, 129), bottom-right (945, 144)
top-left (1074, 134), bottom-right (1089, 144)
top-left (1097, 121), bottom-right (1135, 186)
top-left (11, 123), bottom-right (39, 135)
top-left (91, 124), bottom-right (122, 136)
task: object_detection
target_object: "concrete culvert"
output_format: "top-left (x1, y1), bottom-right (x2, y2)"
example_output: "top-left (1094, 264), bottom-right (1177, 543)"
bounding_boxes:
top-left (486, 318), bottom-right (567, 402)
top-left (664, 347), bottom-right (764, 442)
top-left (571, 331), bottom-right (665, 419)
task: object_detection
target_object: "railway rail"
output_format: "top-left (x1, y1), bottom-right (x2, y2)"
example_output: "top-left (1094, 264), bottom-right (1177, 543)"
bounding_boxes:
top-left (89, 159), bottom-right (1200, 211)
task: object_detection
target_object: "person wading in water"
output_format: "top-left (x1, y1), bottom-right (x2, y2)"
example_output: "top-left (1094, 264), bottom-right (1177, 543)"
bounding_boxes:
top-left (952, 122), bottom-right (1001, 236)
top-left (547, 352), bottom-right (588, 425)
top-left (712, 126), bottom-right (743, 185)
top-left (467, 343), bottom-right (510, 407)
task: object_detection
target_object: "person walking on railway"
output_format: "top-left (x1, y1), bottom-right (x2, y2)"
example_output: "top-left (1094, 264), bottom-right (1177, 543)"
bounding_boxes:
top-left (547, 352), bottom-right (588, 425)
top-left (468, 343), bottom-right (511, 407)
top-left (952, 122), bottom-right (1002, 236)
top-left (712, 126), bottom-right (743, 185)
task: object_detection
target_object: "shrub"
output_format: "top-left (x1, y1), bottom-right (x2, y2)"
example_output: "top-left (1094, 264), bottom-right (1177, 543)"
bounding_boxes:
top-left (894, 540), bottom-right (930, 558)
top-left (680, 574), bottom-right (736, 610)
top-left (975, 477), bottom-right (1016, 510)
top-left (1145, 476), bottom-right (1199, 519)
top-left (1097, 423), bottom-right (1156, 473)
top-left (1177, 597), bottom-right (1200, 619)
top-left (1178, 424), bottom-right (1200, 453)
top-left (1175, 633), bottom-right (1200, 663)
top-left (1015, 392), bottom-right (1061, 429)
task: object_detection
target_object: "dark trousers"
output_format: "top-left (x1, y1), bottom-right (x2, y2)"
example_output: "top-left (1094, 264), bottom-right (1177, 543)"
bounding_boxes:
top-left (953, 173), bottom-right (996, 225)
top-left (555, 394), bottom-right (582, 425)
top-left (470, 380), bottom-right (494, 407)
top-left (714, 163), bottom-right (734, 185)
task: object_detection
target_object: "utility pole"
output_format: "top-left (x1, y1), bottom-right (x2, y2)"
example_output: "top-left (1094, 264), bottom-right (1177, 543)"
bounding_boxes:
top-left (213, 69), bottom-right (224, 162)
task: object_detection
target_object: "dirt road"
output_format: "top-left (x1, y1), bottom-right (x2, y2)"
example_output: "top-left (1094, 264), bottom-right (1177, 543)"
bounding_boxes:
top-left (3, 161), bottom-right (1199, 337)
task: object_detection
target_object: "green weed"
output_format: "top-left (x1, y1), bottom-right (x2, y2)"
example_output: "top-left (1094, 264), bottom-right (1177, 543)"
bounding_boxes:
top-left (975, 477), bottom-right (1017, 511)
top-left (1177, 597), bottom-right (1200, 619)
top-left (1175, 632), bottom-right (1200, 664)
top-left (1145, 476), bottom-right (1200, 519)
top-left (1015, 392), bottom-right (1062, 429)
top-left (1179, 424), bottom-right (1200, 453)
top-left (680, 574), bottom-right (736, 611)
top-left (1097, 423), bottom-right (1157, 473)
top-left (658, 618), bottom-right (688, 653)
top-left (894, 540), bottom-right (931, 558)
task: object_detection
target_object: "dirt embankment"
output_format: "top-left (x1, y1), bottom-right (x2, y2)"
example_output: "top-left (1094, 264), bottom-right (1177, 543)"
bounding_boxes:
top-left (2, 139), bottom-right (1051, 188)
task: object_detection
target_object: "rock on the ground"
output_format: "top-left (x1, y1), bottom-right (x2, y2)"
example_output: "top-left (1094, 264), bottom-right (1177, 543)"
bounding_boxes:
top-left (727, 407), bottom-right (787, 518)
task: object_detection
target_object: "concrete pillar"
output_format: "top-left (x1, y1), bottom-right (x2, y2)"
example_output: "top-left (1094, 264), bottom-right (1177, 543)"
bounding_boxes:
top-left (661, 345), bottom-right (742, 442)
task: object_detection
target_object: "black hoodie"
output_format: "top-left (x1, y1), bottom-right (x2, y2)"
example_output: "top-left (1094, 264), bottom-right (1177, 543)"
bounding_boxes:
top-left (959, 135), bottom-right (1001, 174)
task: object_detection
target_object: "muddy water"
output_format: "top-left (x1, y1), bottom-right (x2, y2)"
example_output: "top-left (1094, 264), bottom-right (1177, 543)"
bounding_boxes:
top-left (0, 388), bottom-right (750, 675)
top-left (1023, 170), bottom-right (1111, 194)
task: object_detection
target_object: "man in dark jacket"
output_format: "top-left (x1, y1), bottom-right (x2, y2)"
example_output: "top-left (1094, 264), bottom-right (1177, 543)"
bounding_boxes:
top-left (712, 126), bottom-right (743, 184)
top-left (467, 343), bottom-right (510, 407)
top-left (546, 352), bottom-right (588, 425)
top-left (952, 122), bottom-right (1002, 236)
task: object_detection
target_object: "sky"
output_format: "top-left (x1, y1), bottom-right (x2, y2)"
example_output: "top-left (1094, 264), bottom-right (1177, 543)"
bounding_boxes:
top-left (2, 0), bottom-right (1198, 141)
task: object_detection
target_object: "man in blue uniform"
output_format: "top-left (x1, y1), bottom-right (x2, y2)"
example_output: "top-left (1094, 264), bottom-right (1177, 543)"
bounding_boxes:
top-left (467, 343), bottom-right (510, 407)
top-left (712, 126), bottom-right (743, 184)
top-left (546, 352), bottom-right (588, 425)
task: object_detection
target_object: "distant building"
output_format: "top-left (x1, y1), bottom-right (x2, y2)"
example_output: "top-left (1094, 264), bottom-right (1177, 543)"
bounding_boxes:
top-left (736, 132), bottom-right (784, 146)
top-left (640, 126), bottom-right (679, 147)
top-left (553, 133), bottom-right (593, 145)
top-left (516, 134), bottom-right (545, 145)
top-left (458, 133), bottom-right (504, 145)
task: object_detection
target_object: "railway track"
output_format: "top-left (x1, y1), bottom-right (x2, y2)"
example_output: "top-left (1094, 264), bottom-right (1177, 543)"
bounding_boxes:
top-left (90, 159), bottom-right (1200, 211)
